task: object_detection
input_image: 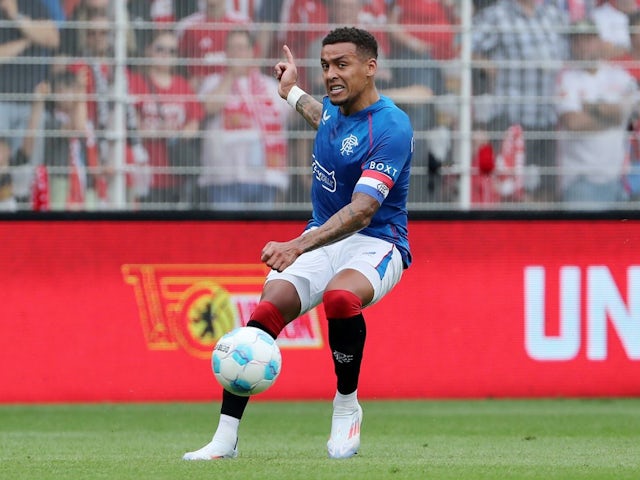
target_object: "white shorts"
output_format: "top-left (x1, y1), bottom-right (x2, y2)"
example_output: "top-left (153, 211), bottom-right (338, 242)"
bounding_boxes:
top-left (265, 233), bottom-right (404, 315)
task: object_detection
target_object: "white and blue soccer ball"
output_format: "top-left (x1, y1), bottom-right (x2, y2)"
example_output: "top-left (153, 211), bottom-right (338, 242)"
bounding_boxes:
top-left (212, 326), bottom-right (282, 396)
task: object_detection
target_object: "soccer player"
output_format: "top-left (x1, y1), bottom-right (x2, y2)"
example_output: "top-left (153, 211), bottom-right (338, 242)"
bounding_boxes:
top-left (183, 26), bottom-right (413, 460)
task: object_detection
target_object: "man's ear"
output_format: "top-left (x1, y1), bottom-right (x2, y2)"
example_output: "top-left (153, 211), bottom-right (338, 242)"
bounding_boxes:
top-left (366, 57), bottom-right (377, 78)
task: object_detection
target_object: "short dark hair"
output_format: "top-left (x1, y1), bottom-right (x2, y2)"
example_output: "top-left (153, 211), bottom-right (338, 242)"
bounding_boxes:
top-left (50, 70), bottom-right (77, 91)
top-left (143, 27), bottom-right (176, 50)
top-left (322, 27), bottom-right (378, 59)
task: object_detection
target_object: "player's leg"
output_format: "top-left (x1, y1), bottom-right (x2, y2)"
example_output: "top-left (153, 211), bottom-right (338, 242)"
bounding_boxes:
top-left (183, 280), bottom-right (301, 460)
top-left (216, 279), bottom-right (301, 431)
top-left (324, 237), bottom-right (404, 459)
top-left (323, 270), bottom-right (371, 459)
top-left (325, 271), bottom-right (374, 395)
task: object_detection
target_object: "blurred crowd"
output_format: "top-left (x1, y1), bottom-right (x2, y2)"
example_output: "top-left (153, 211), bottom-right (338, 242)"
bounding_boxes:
top-left (1, 0), bottom-right (640, 211)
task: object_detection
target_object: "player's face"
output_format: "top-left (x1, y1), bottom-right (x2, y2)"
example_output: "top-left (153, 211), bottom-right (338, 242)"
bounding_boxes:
top-left (320, 42), bottom-right (376, 113)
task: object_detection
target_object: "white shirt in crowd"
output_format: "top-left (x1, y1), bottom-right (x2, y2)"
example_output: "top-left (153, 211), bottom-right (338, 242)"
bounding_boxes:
top-left (555, 61), bottom-right (638, 190)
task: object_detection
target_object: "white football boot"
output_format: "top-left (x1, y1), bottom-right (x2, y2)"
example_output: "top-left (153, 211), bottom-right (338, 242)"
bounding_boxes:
top-left (327, 403), bottom-right (363, 459)
top-left (182, 437), bottom-right (238, 460)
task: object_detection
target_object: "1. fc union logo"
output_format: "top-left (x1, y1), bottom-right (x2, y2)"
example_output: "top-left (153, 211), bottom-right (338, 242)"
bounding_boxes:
top-left (122, 264), bottom-right (323, 359)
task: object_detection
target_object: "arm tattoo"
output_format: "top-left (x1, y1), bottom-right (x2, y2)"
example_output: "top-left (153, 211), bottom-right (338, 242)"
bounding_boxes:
top-left (298, 200), bottom-right (375, 253)
top-left (296, 94), bottom-right (323, 130)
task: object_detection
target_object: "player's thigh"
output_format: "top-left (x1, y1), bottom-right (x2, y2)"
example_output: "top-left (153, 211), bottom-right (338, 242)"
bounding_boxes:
top-left (333, 235), bottom-right (404, 306)
top-left (265, 247), bottom-right (334, 315)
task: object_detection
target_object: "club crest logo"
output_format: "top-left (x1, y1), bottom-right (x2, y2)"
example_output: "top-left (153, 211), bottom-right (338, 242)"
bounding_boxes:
top-left (332, 350), bottom-right (354, 364)
top-left (122, 264), bottom-right (323, 359)
top-left (340, 134), bottom-right (359, 156)
top-left (377, 183), bottom-right (389, 197)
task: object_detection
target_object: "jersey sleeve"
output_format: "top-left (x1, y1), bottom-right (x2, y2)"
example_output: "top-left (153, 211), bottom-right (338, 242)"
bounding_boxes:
top-left (353, 116), bottom-right (413, 204)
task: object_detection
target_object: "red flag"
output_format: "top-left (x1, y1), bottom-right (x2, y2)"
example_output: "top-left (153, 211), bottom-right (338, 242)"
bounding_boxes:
top-left (472, 142), bottom-right (499, 204)
top-left (31, 164), bottom-right (49, 211)
top-left (66, 138), bottom-right (85, 209)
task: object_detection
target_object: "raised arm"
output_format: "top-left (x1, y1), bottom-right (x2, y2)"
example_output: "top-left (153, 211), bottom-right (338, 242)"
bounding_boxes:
top-left (274, 45), bottom-right (323, 130)
top-left (21, 80), bottom-right (49, 159)
top-left (0, 0), bottom-right (59, 49)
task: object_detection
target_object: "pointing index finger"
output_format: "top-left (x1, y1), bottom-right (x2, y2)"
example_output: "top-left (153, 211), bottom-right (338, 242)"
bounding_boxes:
top-left (283, 45), bottom-right (295, 64)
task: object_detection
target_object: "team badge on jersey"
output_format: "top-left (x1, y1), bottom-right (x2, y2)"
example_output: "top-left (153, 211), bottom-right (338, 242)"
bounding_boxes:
top-left (340, 134), bottom-right (359, 156)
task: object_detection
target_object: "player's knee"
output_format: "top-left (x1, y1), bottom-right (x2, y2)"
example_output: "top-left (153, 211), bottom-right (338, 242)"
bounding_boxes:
top-left (248, 301), bottom-right (286, 339)
top-left (323, 289), bottom-right (362, 319)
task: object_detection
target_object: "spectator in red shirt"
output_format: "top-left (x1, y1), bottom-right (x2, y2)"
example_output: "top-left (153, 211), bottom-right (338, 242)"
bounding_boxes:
top-left (385, 0), bottom-right (447, 103)
top-left (274, 0), bottom-right (389, 91)
top-left (128, 0), bottom-right (178, 59)
top-left (129, 29), bottom-right (205, 205)
top-left (65, 8), bottom-right (115, 205)
top-left (305, 0), bottom-right (392, 94)
top-left (60, 0), bottom-right (108, 60)
top-left (278, 0), bottom-right (327, 68)
top-left (387, 0), bottom-right (457, 61)
top-left (177, 0), bottom-right (250, 93)
top-left (385, 0), bottom-right (449, 120)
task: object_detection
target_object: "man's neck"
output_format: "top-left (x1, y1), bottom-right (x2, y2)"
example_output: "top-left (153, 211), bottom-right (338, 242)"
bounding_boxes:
top-left (340, 88), bottom-right (380, 116)
top-left (207, 7), bottom-right (225, 20)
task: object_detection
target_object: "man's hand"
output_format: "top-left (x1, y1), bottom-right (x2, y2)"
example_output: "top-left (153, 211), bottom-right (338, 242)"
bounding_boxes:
top-left (274, 45), bottom-right (299, 101)
top-left (33, 80), bottom-right (50, 102)
top-left (261, 239), bottom-right (303, 273)
top-left (0, 0), bottom-right (59, 48)
top-left (0, 0), bottom-right (19, 20)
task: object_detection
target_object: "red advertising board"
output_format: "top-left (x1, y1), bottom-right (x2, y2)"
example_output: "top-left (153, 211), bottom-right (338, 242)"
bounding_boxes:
top-left (1, 219), bottom-right (639, 402)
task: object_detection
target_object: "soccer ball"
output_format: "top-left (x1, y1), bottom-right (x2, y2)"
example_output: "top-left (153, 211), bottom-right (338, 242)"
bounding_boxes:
top-left (212, 326), bottom-right (282, 396)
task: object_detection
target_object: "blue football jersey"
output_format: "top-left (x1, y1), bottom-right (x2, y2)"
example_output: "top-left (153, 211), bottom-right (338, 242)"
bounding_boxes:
top-left (308, 95), bottom-right (413, 268)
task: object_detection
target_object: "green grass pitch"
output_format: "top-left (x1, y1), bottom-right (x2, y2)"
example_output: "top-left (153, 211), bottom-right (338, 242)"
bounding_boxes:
top-left (1, 399), bottom-right (639, 479)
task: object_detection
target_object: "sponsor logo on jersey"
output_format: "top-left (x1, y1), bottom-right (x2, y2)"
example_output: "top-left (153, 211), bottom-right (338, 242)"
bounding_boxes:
top-left (340, 134), bottom-right (359, 156)
top-left (367, 161), bottom-right (398, 178)
top-left (122, 264), bottom-right (323, 359)
top-left (312, 156), bottom-right (337, 192)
